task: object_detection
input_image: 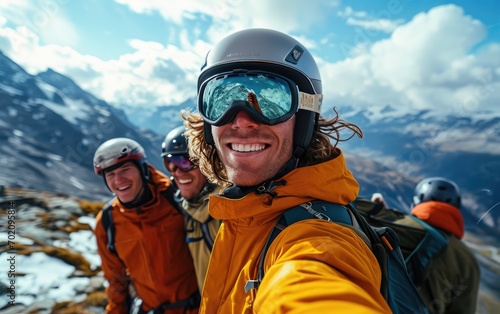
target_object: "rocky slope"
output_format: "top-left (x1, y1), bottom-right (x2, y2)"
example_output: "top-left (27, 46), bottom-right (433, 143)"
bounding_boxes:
top-left (0, 187), bottom-right (107, 313)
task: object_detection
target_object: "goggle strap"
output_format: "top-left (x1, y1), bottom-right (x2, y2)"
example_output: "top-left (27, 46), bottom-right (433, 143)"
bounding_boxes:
top-left (298, 92), bottom-right (322, 113)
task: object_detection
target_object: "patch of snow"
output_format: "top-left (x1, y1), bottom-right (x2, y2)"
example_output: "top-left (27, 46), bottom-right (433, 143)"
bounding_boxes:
top-left (12, 129), bottom-right (23, 137)
top-left (37, 80), bottom-right (56, 100)
top-left (37, 98), bottom-right (91, 125)
top-left (0, 82), bottom-right (23, 96)
top-left (0, 252), bottom-right (76, 307)
top-left (47, 153), bottom-right (63, 161)
top-left (70, 176), bottom-right (86, 190)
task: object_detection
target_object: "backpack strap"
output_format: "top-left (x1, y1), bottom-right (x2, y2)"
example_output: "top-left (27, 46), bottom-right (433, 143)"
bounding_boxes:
top-left (245, 201), bottom-right (353, 293)
top-left (101, 199), bottom-right (117, 254)
top-left (346, 203), bottom-right (401, 300)
top-left (347, 203), bottom-right (429, 314)
top-left (160, 183), bottom-right (183, 215)
top-left (185, 215), bottom-right (216, 251)
top-left (201, 216), bottom-right (215, 250)
top-left (404, 215), bottom-right (448, 284)
top-left (180, 182), bottom-right (220, 251)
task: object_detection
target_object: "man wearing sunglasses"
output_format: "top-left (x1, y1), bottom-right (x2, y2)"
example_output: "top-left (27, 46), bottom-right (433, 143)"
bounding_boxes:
top-left (181, 28), bottom-right (391, 313)
top-left (162, 126), bottom-right (223, 291)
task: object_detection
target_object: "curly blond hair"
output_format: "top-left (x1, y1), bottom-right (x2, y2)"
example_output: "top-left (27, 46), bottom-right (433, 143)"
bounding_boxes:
top-left (181, 108), bottom-right (362, 187)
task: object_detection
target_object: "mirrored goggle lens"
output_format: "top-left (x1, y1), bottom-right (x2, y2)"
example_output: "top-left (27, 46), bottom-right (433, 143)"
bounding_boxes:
top-left (200, 73), bottom-right (295, 125)
top-left (165, 155), bottom-right (195, 172)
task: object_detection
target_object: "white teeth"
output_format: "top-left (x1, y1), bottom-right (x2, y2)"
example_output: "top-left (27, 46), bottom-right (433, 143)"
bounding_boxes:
top-left (179, 178), bottom-right (193, 184)
top-left (231, 143), bottom-right (266, 152)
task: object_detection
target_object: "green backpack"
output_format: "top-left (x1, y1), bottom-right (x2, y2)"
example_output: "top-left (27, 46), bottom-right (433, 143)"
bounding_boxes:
top-left (353, 197), bottom-right (449, 286)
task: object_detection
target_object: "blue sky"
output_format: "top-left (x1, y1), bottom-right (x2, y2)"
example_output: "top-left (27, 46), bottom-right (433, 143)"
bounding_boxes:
top-left (1, 0), bottom-right (499, 116)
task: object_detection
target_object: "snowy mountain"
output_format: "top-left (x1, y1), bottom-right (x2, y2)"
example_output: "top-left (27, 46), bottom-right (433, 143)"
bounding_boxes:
top-left (119, 101), bottom-right (188, 136)
top-left (0, 51), bottom-right (164, 202)
top-left (333, 104), bottom-right (500, 241)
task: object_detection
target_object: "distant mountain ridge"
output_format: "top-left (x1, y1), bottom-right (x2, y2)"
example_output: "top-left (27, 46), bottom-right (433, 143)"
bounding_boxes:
top-left (0, 51), bottom-right (164, 201)
top-left (335, 104), bottom-right (500, 242)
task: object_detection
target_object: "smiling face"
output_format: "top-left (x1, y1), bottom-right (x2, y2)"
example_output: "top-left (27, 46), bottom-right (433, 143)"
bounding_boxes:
top-left (170, 166), bottom-right (208, 200)
top-left (212, 111), bottom-right (295, 186)
top-left (104, 161), bottom-right (144, 203)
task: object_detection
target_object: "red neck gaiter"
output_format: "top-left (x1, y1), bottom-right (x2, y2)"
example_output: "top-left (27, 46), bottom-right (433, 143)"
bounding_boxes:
top-left (411, 201), bottom-right (465, 239)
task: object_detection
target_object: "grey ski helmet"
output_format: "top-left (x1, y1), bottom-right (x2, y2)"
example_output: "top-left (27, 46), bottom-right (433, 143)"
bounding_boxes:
top-left (412, 177), bottom-right (461, 209)
top-left (197, 28), bottom-right (323, 157)
top-left (93, 138), bottom-right (150, 181)
top-left (161, 126), bottom-right (188, 158)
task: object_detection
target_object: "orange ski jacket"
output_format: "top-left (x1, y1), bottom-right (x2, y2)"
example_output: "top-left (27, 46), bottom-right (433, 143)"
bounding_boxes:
top-left (94, 166), bottom-right (199, 314)
top-left (200, 151), bottom-right (391, 313)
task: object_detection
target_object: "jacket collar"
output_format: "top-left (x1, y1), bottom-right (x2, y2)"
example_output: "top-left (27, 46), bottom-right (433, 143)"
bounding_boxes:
top-left (208, 150), bottom-right (359, 222)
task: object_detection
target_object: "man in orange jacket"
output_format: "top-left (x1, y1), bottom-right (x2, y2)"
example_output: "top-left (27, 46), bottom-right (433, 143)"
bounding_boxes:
top-left (93, 138), bottom-right (199, 314)
top-left (182, 28), bottom-right (391, 313)
top-left (411, 177), bottom-right (480, 314)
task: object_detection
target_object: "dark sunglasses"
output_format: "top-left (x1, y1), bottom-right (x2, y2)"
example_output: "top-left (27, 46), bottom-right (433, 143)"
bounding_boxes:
top-left (164, 155), bottom-right (196, 173)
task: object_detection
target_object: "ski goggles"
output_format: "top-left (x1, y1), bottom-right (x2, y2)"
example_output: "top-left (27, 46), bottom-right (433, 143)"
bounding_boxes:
top-left (164, 154), bottom-right (196, 173)
top-left (198, 71), bottom-right (322, 126)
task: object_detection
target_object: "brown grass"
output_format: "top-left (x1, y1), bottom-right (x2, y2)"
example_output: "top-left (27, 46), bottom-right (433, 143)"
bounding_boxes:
top-left (78, 199), bottom-right (105, 216)
top-left (52, 291), bottom-right (108, 313)
top-left (52, 303), bottom-right (95, 314)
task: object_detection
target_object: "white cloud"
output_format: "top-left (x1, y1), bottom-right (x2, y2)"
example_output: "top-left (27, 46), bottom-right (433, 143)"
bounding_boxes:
top-left (346, 17), bottom-right (404, 33)
top-left (0, 0), bottom-right (79, 47)
top-left (338, 6), bottom-right (367, 18)
top-left (116, 0), bottom-right (341, 43)
top-left (115, 0), bottom-right (212, 24)
top-left (0, 25), bottom-right (100, 76)
top-left (321, 4), bottom-right (500, 116)
top-left (0, 20), bottom-right (206, 108)
top-left (90, 40), bottom-right (204, 107)
top-left (338, 6), bottom-right (405, 33)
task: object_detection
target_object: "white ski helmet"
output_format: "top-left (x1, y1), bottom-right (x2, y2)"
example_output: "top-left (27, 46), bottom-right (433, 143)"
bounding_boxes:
top-left (93, 138), bottom-right (149, 180)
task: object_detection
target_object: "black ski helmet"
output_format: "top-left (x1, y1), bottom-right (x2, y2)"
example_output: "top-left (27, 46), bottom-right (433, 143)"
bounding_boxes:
top-left (412, 177), bottom-right (461, 209)
top-left (197, 28), bottom-right (323, 158)
top-left (161, 126), bottom-right (188, 158)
